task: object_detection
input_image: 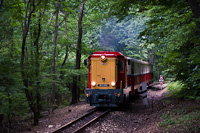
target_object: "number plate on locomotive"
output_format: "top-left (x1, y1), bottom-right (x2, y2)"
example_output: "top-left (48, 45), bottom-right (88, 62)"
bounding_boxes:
top-left (98, 84), bottom-right (109, 87)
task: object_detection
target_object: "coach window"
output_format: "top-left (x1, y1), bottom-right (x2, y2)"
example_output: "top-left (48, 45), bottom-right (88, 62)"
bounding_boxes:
top-left (131, 63), bottom-right (134, 74)
top-left (118, 59), bottom-right (124, 72)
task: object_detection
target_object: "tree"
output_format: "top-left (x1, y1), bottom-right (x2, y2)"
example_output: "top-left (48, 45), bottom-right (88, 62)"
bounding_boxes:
top-left (71, 0), bottom-right (85, 104)
top-left (51, 0), bottom-right (59, 111)
top-left (109, 0), bottom-right (200, 97)
top-left (20, 0), bottom-right (45, 125)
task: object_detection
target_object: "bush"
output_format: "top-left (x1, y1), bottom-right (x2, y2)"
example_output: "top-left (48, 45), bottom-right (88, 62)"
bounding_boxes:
top-left (167, 81), bottom-right (200, 100)
top-left (167, 81), bottom-right (184, 97)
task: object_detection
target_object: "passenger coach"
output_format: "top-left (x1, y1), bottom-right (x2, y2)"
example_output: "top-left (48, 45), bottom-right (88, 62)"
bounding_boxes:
top-left (85, 51), bottom-right (153, 107)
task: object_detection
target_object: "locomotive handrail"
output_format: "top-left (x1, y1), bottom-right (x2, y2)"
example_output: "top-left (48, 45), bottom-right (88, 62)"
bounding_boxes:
top-left (120, 80), bottom-right (122, 89)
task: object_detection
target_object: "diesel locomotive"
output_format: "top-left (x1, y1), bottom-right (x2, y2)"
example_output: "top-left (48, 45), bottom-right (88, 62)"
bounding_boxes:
top-left (85, 51), bottom-right (153, 107)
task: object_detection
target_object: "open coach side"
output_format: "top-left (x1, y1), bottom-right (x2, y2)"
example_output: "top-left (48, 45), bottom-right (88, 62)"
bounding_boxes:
top-left (85, 51), bottom-right (153, 107)
top-left (126, 57), bottom-right (153, 96)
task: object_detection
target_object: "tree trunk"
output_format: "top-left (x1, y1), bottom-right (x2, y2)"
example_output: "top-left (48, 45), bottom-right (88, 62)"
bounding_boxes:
top-left (149, 50), bottom-right (154, 64)
top-left (60, 46), bottom-right (68, 80)
top-left (41, 14), bottom-right (54, 55)
top-left (71, 0), bottom-right (84, 104)
top-left (0, 0), bottom-right (3, 7)
top-left (32, 9), bottom-right (42, 125)
top-left (60, 19), bottom-right (69, 81)
top-left (20, 0), bottom-right (36, 125)
top-left (150, 55), bottom-right (154, 64)
top-left (157, 62), bottom-right (159, 81)
top-left (188, 0), bottom-right (200, 38)
top-left (21, 1), bottom-right (34, 125)
top-left (51, 0), bottom-right (59, 110)
top-left (7, 89), bottom-right (11, 130)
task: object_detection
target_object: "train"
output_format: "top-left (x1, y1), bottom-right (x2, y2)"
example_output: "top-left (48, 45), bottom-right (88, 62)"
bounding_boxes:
top-left (85, 51), bottom-right (153, 107)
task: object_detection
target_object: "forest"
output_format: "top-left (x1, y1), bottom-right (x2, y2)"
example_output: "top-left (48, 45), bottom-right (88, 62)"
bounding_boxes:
top-left (0, 0), bottom-right (200, 130)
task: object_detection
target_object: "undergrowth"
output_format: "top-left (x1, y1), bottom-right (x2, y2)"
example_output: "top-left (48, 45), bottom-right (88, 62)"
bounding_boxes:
top-left (167, 81), bottom-right (183, 96)
top-left (162, 81), bottom-right (200, 132)
top-left (159, 107), bottom-right (200, 132)
top-left (167, 81), bottom-right (200, 100)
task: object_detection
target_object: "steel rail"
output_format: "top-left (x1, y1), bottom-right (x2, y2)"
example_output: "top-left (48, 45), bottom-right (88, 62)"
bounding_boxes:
top-left (73, 109), bottom-right (111, 133)
top-left (52, 108), bottom-right (97, 133)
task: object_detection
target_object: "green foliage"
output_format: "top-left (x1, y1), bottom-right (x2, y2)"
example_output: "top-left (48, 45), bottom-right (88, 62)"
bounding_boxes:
top-left (159, 113), bottom-right (175, 127)
top-left (0, 0), bottom-right (104, 125)
top-left (147, 2), bottom-right (200, 97)
top-left (96, 15), bottom-right (151, 61)
top-left (159, 108), bottom-right (200, 132)
top-left (1, 0), bottom-right (199, 127)
top-left (167, 81), bottom-right (184, 97)
top-left (0, 56), bottom-right (29, 119)
top-left (111, 0), bottom-right (200, 97)
top-left (167, 81), bottom-right (200, 100)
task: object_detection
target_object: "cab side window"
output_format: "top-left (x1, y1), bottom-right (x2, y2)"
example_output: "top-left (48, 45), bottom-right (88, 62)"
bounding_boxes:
top-left (118, 59), bottom-right (124, 72)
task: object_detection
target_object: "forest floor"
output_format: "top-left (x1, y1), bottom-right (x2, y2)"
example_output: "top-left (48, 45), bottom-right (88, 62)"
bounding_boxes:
top-left (2, 82), bottom-right (200, 133)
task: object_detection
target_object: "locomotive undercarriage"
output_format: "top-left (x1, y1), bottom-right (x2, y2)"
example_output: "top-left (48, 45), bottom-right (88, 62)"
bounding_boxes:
top-left (85, 87), bottom-right (131, 107)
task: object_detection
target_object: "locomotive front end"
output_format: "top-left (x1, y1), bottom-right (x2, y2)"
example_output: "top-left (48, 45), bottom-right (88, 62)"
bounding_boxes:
top-left (85, 52), bottom-right (127, 107)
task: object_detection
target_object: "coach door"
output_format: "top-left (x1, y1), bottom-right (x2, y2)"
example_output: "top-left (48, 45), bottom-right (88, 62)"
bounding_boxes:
top-left (118, 58), bottom-right (126, 89)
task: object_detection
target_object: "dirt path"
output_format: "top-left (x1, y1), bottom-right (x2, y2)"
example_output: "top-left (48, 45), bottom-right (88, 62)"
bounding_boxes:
top-left (6, 82), bottom-right (200, 133)
top-left (13, 82), bottom-right (169, 133)
top-left (85, 82), bottom-right (200, 133)
top-left (85, 82), bottom-right (169, 133)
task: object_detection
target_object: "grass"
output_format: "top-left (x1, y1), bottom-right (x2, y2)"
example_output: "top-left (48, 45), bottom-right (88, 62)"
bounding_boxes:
top-left (159, 113), bottom-right (175, 127)
top-left (167, 81), bottom-right (184, 97)
top-left (159, 107), bottom-right (200, 132)
top-left (167, 81), bottom-right (200, 100)
top-left (159, 81), bottom-right (200, 132)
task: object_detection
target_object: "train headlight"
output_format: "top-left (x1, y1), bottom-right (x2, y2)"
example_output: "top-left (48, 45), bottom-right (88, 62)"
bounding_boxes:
top-left (91, 81), bottom-right (96, 86)
top-left (101, 55), bottom-right (107, 61)
top-left (111, 82), bottom-right (116, 87)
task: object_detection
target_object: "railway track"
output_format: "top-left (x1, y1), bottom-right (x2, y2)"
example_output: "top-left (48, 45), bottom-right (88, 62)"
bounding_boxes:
top-left (52, 108), bottom-right (111, 133)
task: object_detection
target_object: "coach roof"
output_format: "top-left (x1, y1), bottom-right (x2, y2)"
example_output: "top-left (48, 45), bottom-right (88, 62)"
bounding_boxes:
top-left (127, 57), bottom-right (149, 65)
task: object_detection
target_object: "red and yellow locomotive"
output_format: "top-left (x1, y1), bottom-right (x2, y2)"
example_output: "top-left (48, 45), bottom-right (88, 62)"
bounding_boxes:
top-left (85, 51), bottom-right (153, 107)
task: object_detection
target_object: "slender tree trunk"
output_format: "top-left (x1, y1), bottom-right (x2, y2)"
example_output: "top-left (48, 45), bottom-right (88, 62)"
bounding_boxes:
top-left (71, 0), bottom-right (84, 104)
top-left (60, 19), bottom-right (69, 81)
top-left (157, 62), bottom-right (159, 81)
top-left (32, 9), bottom-right (42, 125)
top-left (21, 0), bottom-right (35, 120)
top-left (150, 50), bottom-right (154, 64)
top-left (41, 14), bottom-right (54, 55)
top-left (188, 0), bottom-right (200, 38)
top-left (150, 55), bottom-right (154, 64)
top-left (51, 0), bottom-right (59, 110)
top-left (0, 0), bottom-right (3, 7)
top-left (20, 0), bottom-right (42, 125)
top-left (7, 89), bottom-right (11, 131)
top-left (60, 46), bottom-right (68, 80)
top-left (21, 1), bottom-right (32, 88)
